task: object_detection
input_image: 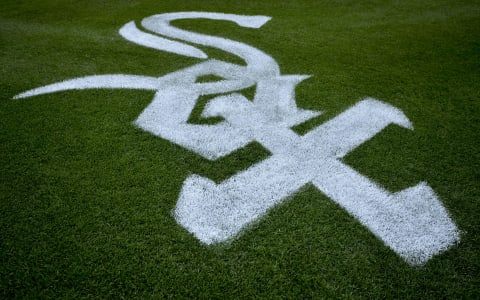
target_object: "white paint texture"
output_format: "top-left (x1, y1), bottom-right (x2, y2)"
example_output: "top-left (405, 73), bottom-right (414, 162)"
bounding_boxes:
top-left (13, 12), bottom-right (459, 265)
top-left (176, 98), bottom-right (459, 265)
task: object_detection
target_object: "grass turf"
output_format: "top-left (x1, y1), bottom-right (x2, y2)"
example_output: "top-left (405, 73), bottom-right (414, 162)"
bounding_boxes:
top-left (1, 0), bottom-right (479, 298)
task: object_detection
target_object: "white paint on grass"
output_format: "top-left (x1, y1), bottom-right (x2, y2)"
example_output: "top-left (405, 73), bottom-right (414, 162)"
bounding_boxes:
top-left (13, 75), bottom-right (159, 99)
top-left (120, 21), bottom-right (208, 59)
top-left (176, 98), bottom-right (459, 265)
top-left (13, 12), bottom-right (459, 265)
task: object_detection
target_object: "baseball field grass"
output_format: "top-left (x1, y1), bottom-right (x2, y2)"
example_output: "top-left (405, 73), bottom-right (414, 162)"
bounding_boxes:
top-left (1, 0), bottom-right (479, 298)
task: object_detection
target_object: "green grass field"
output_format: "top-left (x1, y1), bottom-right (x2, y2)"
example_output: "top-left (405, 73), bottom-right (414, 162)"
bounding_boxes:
top-left (1, 0), bottom-right (479, 298)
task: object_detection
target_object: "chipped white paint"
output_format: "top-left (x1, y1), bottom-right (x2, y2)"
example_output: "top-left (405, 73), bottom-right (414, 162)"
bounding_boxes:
top-left (14, 12), bottom-right (459, 265)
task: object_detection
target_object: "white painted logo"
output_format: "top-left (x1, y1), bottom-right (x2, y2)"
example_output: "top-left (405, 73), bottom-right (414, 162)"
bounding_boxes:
top-left (14, 12), bottom-right (459, 265)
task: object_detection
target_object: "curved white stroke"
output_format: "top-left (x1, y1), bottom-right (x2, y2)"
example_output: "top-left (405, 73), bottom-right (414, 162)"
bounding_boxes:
top-left (119, 21), bottom-right (208, 59)
top-left (141, 12), bottom-right (279, 76)
top-left (13, 75), bottom-right (158, 99)
top-left (134, 60), bottom-right (257, 160)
